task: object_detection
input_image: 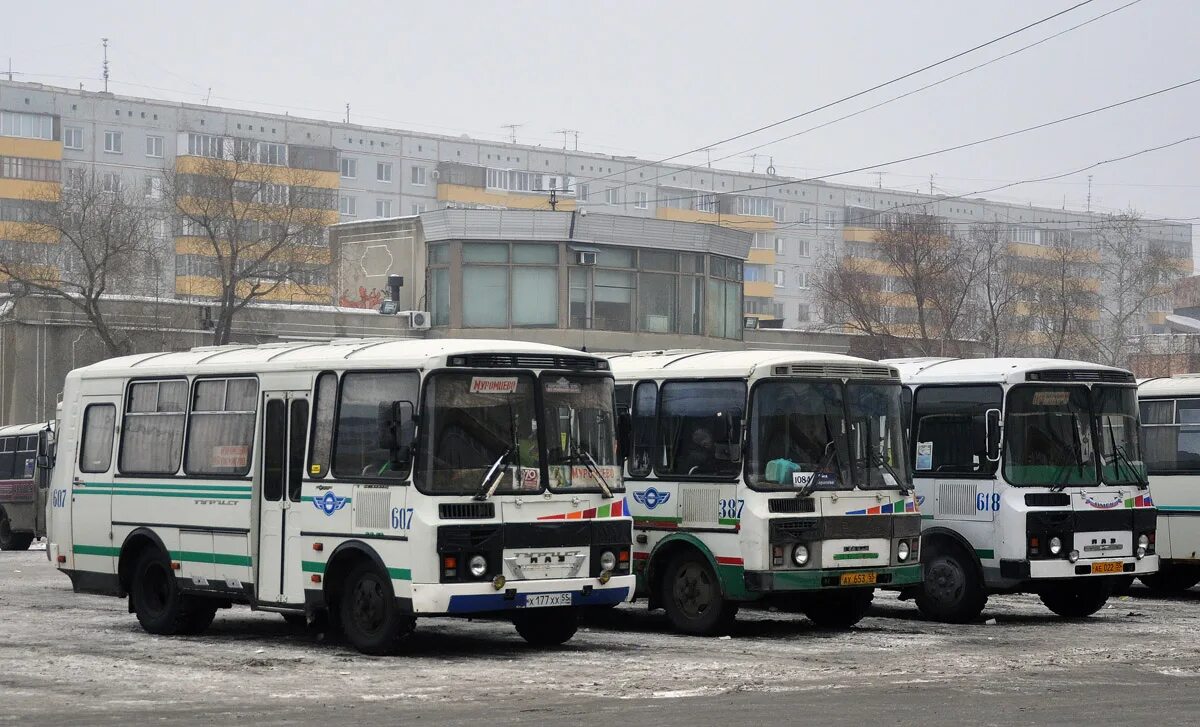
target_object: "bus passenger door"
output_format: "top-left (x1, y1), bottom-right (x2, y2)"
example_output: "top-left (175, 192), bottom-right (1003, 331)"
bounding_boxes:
top-left (257, 392), bottom-right (309, 606)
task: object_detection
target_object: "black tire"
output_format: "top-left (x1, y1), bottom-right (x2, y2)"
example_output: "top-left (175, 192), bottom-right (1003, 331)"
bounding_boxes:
top-left (0, 512), bottom-right (33, 551)
top-left (513, 607), bottom-right (578, 647)
top-left (338, 562), bottom-right (413, 655)
top-left (660, 550), bottom-right (738, 635)
top-left (915, 541), bottom-right (987, 623)
top-left (130, 548), bottom-right (216, 635)
top-left (803, 589), bottom-right (874, 628)
top-left (1039, 579), bottom-right (1110, 618)
top-left (1139, 565), bottom-right (1200, 594)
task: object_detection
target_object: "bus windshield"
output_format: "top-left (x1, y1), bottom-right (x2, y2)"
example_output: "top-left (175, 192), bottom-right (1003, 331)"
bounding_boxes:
top-left (846, 382), bottom-right (910, 490)
top-left (1093, 385), bottom-right (1145, 485)
top-left (1004, 386), bottom-right (1097, 487)
top-left (417, 372), bottom-right (542, 495)
top-left (541, 374), bottom-right (622, 492)
top-left (747, 380), bottom-right (852, 491)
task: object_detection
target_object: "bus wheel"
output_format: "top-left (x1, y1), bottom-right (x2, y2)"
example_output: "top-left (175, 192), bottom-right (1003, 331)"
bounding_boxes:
top-left (661, 550), bottom-right (738, 635)
top-left (131, 549), bottom-right (216, 635)
top-left (1140, 566), bottom-right (1200, 594)
top-left (916, 542), bottom-right (987, 623)
top-left (513, 607), bottom-right (578, 647)
top-left (803, 589), bottom-right (874, 628)
top-left (1039, 579), bottom-right (1110, 618)
top-left (338, 562), bottom-right (413, 655)
top-left (0, 512), bottom-right (33, 551)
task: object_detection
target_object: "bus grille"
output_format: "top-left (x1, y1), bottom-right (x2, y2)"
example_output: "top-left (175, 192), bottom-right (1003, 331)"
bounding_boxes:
top-left (354, 489), bottom-right (391, 530)
top-left (680, 486), bottom-right (720, 526)
top-left (773, 364), bottom-right (898, 381)
top-left (938, 483), bottom-right (978, 517)
top-left (439, 502), bottom-right (496, 520)
top-left (1027, 369), bottom-right (1134, 383)
top-left (451, 353), bottom-right (607, 371)
top-left (768, 497), bottom-right (816, 514)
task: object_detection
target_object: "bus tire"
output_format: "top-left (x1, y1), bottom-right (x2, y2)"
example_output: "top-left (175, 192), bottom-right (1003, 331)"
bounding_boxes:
top-left (130, 548), bottom-right (215, 636)
top-left (803, 589), bottom-right (874, 628)
top-left (661, 550), bottom-right (738, 635)
top-left (915, 540), bottom-right (987, 623)
top-left (0, 511), bottom-right (33, 551)
top-left (1139, 565), bottom-right (1200, 594)
top-left (513, 607), bottom-right (578, 647)
top-left (1039, 579), bottom-right (1110, 618)
top-left (338, 562), bottom-right (413, 655)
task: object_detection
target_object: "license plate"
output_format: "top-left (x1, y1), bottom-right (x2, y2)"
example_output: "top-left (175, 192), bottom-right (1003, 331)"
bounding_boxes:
top-left (1091, 561), bottom-right (1124, 574)
top-left (840, 572), bottom-right (877, 586)
top-left (525, 592), bottom-right (573, 608)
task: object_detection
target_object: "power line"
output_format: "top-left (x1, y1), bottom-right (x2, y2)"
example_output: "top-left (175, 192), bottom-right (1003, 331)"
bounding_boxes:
top-left (584, 0), bottom-right (1099, 186)
top-left (608, 0), bottom-right (1144, 196)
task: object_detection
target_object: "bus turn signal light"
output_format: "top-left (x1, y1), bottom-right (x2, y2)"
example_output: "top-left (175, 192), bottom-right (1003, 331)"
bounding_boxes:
top-left (310, 574), bottom-right (321, 583)
top-left (312, 542), bottom-right (323, 552)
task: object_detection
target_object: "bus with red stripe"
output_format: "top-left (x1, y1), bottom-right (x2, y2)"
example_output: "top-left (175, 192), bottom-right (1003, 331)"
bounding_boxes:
top-left (608, 350), bottom-right (921, 635)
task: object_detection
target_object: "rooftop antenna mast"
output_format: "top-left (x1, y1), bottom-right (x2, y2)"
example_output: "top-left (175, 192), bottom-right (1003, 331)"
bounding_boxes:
top-left (742, 154), bottom-right (759, 173)
top-left (345, 103), bottom-right (350, 124)
top-left (101, 37), bottom-right (109, 92)
top-left (555, 129), bottom-right (579, 150)
top-left (501, 123), bottom-right (523, 144)
top-left (1086, 174), bottom-right (1093, 212)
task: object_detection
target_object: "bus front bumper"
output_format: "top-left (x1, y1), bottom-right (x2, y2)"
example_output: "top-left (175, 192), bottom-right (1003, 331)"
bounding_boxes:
top-left (744, 563), bottom-right (922, 592)
top-left (1001, 554), bottom-right (1159, 580)
top-left (411, 574), bottom-right (635, 615)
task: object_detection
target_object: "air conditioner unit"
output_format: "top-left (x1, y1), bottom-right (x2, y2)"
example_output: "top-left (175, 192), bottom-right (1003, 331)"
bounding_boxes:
top-left (575, 251), bottom-right (597, 265)
top-left (400, 310), bottom-right (432, 330)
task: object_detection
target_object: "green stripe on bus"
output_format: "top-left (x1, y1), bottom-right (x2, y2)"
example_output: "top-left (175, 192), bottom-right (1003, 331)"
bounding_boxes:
top-left (633, 515), bottom-right (683, 523)
top-left (597, 503), bottom-right (611, 518)
top-left (975, 549), bottom-right (996, 560)
top-left (169, 550), bottom-right (252, 567)
top-left (302, 560), bottom-right (326, 574)
top-left (717, 518), bottom-right (740, 526)
top-left (76, 490), bottom-right (251, 499)
top-left (1160, 506), bottom-right (1200, 512)
top-left (81, 481), bottom-right (251, 492)
top-left (832, 552), bottom-right (880, 561)
top-left (73, 544), bottom-right (120, 557)
top-left (388, 568), bottom-right (411, 581)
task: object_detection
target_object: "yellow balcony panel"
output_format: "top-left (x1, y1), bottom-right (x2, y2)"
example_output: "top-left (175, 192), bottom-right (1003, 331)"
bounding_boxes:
top-left (1171, 257), bottom-right (1194, 274)
top-left (653, 206), bottom-right (775, 230)
top-left (656, 207), bottom-right (720, 225)
top-left (436, 183), bottom-right (576, 211)
top-left (842, 256), bottom-right (895, 276)
top-left (0, 137), bottom-right (62, 161)
top-left (0, 264), bottom-right (58, 283)
top-left (176, 275), bottom-right (331, 303)
top-left (175, 236), bottom-right (332, 265)
top-left (747, 248), bottom-right (776, 264)
top-left (744, 280), bottom-right (775, 298)
top-left (0, 178), bottom-right (60, 201)
top-left (1008, 242), bottom-right (1100, 263)
top-left (1148, 311), bottom-right (1168, 326)
top-left (879, 292), bottom-right (915, 307)
top-left (176, 196), bottom-right (338, 224)
top-left (0, 221), bottom-right (57, 243)
top-left (842, 226), bottom-right (881, 243)
top-left (174, 156), bottom-right (340, 189)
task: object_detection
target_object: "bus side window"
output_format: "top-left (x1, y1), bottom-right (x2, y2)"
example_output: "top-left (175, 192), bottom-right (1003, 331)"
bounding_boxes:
top-left (185, 377), bottom-right (258, 477)
top-left (332, 371), bottom-right (419, 480)
top-left (79, 405), bottom-right (117, 474)
top-left (629, 382), bottom-right (657, 478)
top-left (0, 437), bottom-right (14, 479)
top-left (120, 380), bottom-right (187, 475)
top-left (308, 372), bottom-right (337, 478)
top-left (615, 384), bottom-right (632, 466)
top-left (912, 385), bottom-right (1002, 476)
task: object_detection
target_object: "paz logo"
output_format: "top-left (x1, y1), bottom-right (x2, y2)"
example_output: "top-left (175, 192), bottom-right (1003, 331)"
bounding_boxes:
top-left (633, 488), bottom-right (671, 510)
top-left (313, 491), bottom-right (349, 516)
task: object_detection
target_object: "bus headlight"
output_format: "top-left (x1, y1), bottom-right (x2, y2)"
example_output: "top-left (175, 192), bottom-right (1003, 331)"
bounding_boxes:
top-left (897, 540), bottom-right (910, 562)
top-left (1136, 534), bottom-right (1149, 559)
top-left (792, 544), bottom-right (810, 567)
top-left (468, 554), bottom-right (488, 578)
top-left (1049, 537), bottom-right (1063, 556)
top-left (599, 550), bottom-right (617, 573)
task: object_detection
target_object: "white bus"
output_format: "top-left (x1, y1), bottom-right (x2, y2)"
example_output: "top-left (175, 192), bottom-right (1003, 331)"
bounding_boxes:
top-left (0, 422), bottom-right (53, 550)
top-left (608, 350), bottom-right (921, 634)
top-left (46, 339), bottom-right (633, 654)
top-left (1137, 375), bottom-right (1200, 592)
top-left (889, 357), bottom-right (1158, 622)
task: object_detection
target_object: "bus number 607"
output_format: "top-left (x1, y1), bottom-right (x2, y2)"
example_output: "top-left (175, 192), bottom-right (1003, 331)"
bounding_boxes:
top-left (391, 507), bottom-right (414, 530)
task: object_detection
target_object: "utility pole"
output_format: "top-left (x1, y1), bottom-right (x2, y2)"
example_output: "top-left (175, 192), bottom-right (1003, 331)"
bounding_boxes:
top-left (555, 129), bottom-right (579, 150)
top-left (875, 171), bottom-right (884, 189)
top-left (101, 38), bottom-right (109, 92)
top-left (929, 174), bottom-right (934, 196)
top-left (501, 123), bottom-right (523, 144)
top-left (743, 154), bottom-right (759, 173)
top-left (1086, 174), bottom-right (1093, 212)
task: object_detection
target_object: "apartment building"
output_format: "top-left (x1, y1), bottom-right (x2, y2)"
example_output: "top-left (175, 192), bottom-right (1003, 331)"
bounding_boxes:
top-left (0, 79), bottom-right (1191, 335)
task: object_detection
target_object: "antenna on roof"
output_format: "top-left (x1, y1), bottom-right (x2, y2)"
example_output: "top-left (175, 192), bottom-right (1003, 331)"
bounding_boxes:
top-left (101, 37), bottom-right (109, 92)
top-left (501, 123), bottom-right (523, 144)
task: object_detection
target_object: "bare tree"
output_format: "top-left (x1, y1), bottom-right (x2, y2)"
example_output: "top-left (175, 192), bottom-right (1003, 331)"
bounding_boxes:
top-left (968, 221), bottom-right (1032, 357)
top-left (1086, 211), bottom-right (1183, 367)
top-left (163, 143), bottom-right (334, 344)
top-left (812, 253), bottom-right (899, 358)
top-left (1025, 230), bottom-right (1098, 359)
top-left (0, 171), bottom-right (162, 357)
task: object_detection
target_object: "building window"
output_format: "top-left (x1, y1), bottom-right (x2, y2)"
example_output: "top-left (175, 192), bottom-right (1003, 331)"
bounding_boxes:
top-left (798, 239), bottom-right (810, 257)
top-left (774, 269), bottom-right (785, 287)
top-left (736, 196), bottom-right (773, 218)
top-left (104, 130), bottom-right (122, 154)
top-left (187, 133), bottom-right (223, 158)
top-left (145, 135), bottom-right (163, 158)
top-left (0, 111), bottom-right (53, 140)
top-left (340, 157), bottom-right (357, 179)
top-left (0, 157), bottom-right (61, 182)
top-left (64, 127), bottom-right (83, 150)
top-left (339, 195), bottom-right (356, 215)
top-left (751, 233), bottom-right (772, 249)
top-left (797, 271), bottom-right (810, 289)
top-left (144, 176), bottom-right (163, 200)
top-left (377, 162), bottom-right (392, 183)
top-left (773, 206), bottom-right (786, 222)
top-left (635, 191), bottom-right (648, 209)
top-left (577, 182), bottom-right (589, 201)
top-left (824, 210), bottom-right (837, 228)
top-left (797, 303), bottom-right (811, 323)
top-left (605, 187), bottom-right (620, 205)
top-left (774, 237), bottom-right (785, 254)
top-left (410, 165), bottom-right (426, 186)
top-left (411, 203), bottom-right (425, 215)
top-left (796, 209), bottom-right (812, 225)
top-left (744, 264), bottom-right (766, 282)
top-left (101, 172), bottom-right (122, 194)
top-left (376, 199), bottom-right (392, 217)
top-left (247, 141), bottom-right (286, 166)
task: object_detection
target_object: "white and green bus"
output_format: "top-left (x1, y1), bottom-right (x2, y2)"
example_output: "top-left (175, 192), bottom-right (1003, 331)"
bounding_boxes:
top-left (889, 357), bottom-right (1158, 622)
top-left (609, 350), bottom-right (921, 635)
top-left (1137, 375), bottom-right (1200, 592)
top-left (46, 339), bottom-right (633, 654)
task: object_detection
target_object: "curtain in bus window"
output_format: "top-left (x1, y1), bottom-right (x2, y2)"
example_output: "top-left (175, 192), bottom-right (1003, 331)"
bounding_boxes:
top-left (332, 372), bottom-right (419, 479)
top-left (120, 380), bottom-right (186, 474)
top-left (80, 405), bottom-right (116, 473)
top-left (658, 380), bottom-right (745, 478)
top-left (185, 378), bottom-right (259, 476)
top-left (1140, 400), bottom-right (1178, 472)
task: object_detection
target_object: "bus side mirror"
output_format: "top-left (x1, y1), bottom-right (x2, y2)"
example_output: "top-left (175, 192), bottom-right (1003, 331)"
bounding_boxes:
top-left (378, 401), bottom-right (417, 466)
top-left (985, 408), bottom-right (1002, 462)
top-left (37, 428), bottom-right (55, 470)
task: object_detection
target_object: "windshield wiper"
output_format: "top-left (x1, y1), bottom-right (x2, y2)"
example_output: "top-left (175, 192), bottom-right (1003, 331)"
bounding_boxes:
top-left (573, 445), bottom-right (614, 499)
top-left (1047, 417), bottom-right (1085, 492)
top-left (861, 446), bottom-right (912, 494)
top-left (1109, 438), bottom-right (1148, 490)
top-left (473, 448), bottom-right (512, 501)
top-left (798, 440), bottom-right (841, 497)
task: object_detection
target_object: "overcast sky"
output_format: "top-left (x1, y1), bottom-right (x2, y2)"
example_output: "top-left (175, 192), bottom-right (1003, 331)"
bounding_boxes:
top-left (4, 0), bottom-right (1197, 244)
